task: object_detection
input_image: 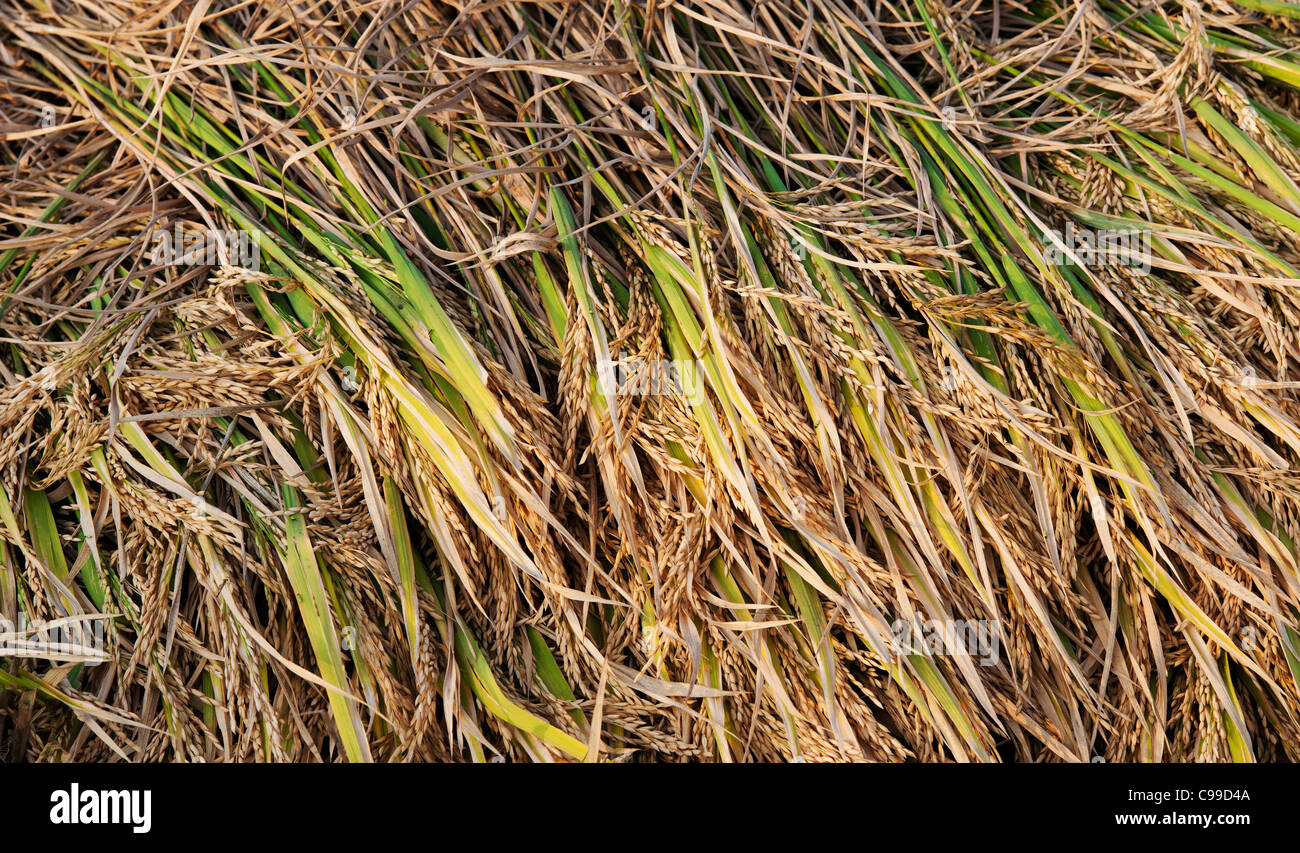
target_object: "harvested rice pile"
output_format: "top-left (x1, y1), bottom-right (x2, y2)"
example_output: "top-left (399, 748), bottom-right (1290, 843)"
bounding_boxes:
top-left (2, 0), bottom-right (1300, 762)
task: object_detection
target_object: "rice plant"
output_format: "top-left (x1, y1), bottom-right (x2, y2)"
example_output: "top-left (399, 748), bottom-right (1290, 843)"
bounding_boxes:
top-left (1, 0), bottom-right (1299, 762)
